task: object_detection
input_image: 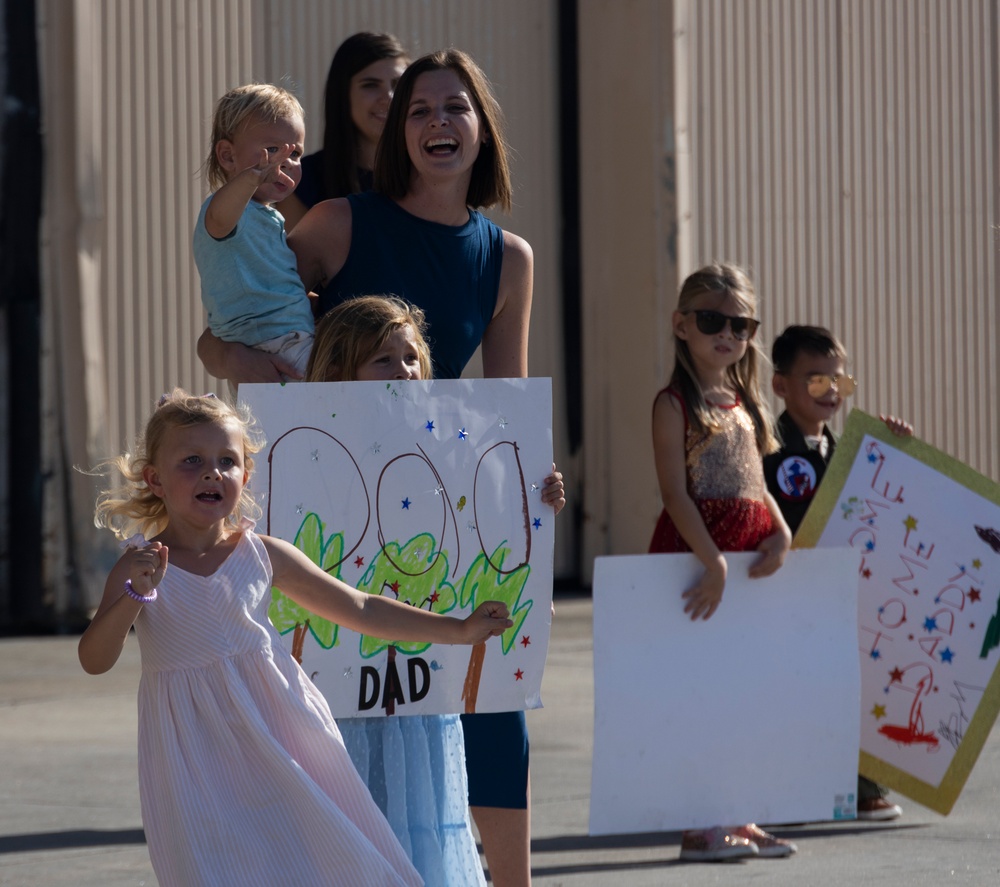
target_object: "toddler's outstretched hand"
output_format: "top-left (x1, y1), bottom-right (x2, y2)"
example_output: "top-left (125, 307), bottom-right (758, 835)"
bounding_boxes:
top-left (880, 414), bottom-right (914, 438)
top-left (463, 601), bottom-right (513, 643)
top-left (749, 526), bottom-right (790, 579)
top-left (128, 541), bottom-right (169, 597)
top-left (682, 558), bottom-right (726, 621)
top-left (251, 145), bottom-right (295, 190)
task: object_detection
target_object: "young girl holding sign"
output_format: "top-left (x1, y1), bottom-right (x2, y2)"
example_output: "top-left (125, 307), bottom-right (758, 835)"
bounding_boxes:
top-left (306, 295), bottom-right (564, 885)
top-left (649, 263), bottom-right (795, 861)
top-left (78, 389), bottom-right (511, 887)
top-left (306, 295), bottom-right (485, 886)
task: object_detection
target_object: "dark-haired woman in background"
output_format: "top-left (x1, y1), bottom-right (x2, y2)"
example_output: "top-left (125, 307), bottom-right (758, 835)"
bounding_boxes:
top-left (276, 31), bottom-right (408, 231)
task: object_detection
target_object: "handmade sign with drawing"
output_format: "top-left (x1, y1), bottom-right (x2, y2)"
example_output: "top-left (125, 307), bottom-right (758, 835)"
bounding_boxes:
top-left (797, 409), bottom-right (1000, 814)
top-left (240, 379), bottom-right (554, 719)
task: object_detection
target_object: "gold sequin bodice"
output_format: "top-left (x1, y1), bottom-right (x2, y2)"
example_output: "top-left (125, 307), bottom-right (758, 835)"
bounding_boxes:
top-left (686, 399), bottom-right (766, 501)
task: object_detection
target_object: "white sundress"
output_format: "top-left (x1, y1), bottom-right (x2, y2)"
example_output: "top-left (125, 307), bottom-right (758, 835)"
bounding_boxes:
top-left (131, 529), bottom-right (422, 887)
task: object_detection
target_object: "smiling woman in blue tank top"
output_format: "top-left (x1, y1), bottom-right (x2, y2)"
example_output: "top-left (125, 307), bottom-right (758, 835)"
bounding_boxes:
top-left (293, 49), bottom-right (531, 383)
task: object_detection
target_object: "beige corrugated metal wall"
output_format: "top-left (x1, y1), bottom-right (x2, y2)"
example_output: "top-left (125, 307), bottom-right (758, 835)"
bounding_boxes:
top-left (578, 2), bottom-right (679, 573)
top-left (39, 0), bottom-right (566, 611)
top-left (580, 0), bottom-right (999, 576)
top-left (679, 0), bottom-right (998, 466)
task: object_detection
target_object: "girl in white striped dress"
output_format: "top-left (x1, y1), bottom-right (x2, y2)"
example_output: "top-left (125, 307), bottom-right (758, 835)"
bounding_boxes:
top-left (78, 389), bottom-right (511, 887)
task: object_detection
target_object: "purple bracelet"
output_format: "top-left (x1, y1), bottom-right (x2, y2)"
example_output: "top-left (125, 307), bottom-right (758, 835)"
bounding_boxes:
top-left (124, 579), bottom-right (157, 604)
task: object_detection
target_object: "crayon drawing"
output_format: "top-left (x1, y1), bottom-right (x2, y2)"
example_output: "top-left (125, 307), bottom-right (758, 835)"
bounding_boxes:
top-left (241, 379), bottom-right (554, 718)
top-left (797, 409), bottom-right (1000, 814)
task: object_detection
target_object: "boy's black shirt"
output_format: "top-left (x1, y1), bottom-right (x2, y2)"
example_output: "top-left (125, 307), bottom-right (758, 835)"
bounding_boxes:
top-left (763, 411), bottom-right (839, 535)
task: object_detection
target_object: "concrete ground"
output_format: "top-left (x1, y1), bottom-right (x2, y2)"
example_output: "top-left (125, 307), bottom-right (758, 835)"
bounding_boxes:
top-left (2, 593), bottom-right (999, 885)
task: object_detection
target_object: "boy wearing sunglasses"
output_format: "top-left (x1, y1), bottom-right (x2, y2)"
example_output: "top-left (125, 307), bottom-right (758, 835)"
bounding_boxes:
top-left (763, 324), bottom-right (911, 821)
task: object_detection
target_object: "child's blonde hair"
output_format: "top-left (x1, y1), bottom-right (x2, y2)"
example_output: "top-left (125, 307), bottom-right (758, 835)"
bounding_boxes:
top-left (305, 296), bottom-right (433, 382)
top-left (94, 389), bottom-right (264, 540)
top-left (205, 83), bottom-right (304, 190)
top-left (671, 262), bottom-right (778, 455)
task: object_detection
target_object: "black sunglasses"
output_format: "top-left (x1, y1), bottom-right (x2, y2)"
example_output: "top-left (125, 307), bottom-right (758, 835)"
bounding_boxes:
top-left (687, 310), bottom-right (760, 341)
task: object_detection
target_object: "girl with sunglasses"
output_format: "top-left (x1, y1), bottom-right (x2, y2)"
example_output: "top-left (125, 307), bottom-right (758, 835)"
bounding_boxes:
top-left (648, 262), bottom-right (796, 862)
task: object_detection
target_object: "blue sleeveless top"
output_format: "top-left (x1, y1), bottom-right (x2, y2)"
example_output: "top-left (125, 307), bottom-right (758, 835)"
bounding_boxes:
top-left (317, 190), bottom-right (505, 379)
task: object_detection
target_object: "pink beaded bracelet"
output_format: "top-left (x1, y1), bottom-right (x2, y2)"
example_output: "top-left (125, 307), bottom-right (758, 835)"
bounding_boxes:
top-left (124, 579), bottom-right (157, 604)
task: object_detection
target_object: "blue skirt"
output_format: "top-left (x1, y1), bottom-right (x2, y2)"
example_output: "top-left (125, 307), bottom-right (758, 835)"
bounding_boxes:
top-left (339, 714), bottom-right (486, 887)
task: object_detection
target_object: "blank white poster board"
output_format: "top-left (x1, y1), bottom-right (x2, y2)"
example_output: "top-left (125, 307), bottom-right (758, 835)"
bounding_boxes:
top-left (589, 548), bottom-right (860, 835)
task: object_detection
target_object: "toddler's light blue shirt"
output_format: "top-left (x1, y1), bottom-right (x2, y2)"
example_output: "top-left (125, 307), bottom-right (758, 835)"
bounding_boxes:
top-left (193, 197), bottom-right (314, 346)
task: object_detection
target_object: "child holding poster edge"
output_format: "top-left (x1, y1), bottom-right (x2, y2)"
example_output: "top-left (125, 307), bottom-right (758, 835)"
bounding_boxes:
top-left (305, 296), bottom-right (565, 886)
top-left (649, 262), bottom-right (796, 861)
top-left (78, 389), bottom-right (512, 887)
top-left (764, 325), bottom-right (912, 821)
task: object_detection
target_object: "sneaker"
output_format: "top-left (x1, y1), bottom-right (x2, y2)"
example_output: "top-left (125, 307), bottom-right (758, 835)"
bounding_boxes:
top-left (679, 826), bottom-right (759, 862)
top-left (731, 823), bottom-right (797, 858)
top-left (857, 797), bottom-right (903, 821)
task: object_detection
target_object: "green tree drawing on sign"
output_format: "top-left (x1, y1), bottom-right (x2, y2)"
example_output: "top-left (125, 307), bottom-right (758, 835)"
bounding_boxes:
top-left (357, 532), bottom-right (457, 658)
top-left (459, 543), bottom-right (532, 712)
top-left (268, 512), bottom-right (345, 661)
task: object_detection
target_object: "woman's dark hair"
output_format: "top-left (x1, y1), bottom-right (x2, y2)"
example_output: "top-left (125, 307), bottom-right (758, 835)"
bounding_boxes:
top-left (321, 32), bottom-right (408, 199)
top-left (374, 49), bottom-right (513, 212)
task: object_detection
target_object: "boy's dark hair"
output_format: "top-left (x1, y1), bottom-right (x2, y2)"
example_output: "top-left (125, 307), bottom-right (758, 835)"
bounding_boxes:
top-left (771, 325), bottom-right (847, 374)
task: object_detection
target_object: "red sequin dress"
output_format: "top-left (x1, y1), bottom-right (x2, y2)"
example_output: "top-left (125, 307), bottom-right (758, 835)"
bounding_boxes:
top-left (649, 387), bottom-right (773, 554)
